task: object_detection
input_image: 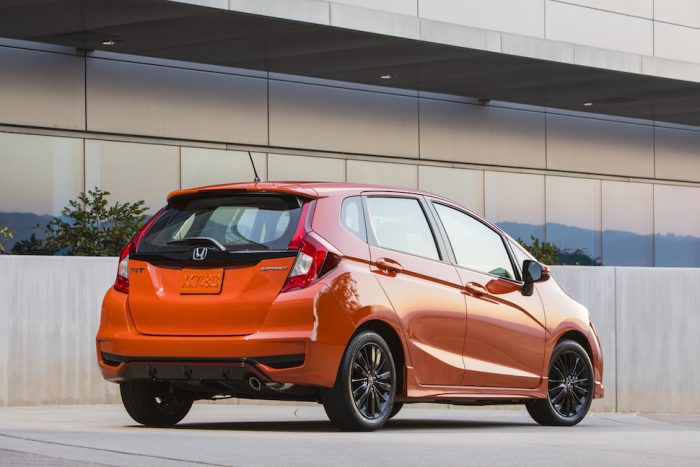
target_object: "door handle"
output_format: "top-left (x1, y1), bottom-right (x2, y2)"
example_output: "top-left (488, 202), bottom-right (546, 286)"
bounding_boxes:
top-left (375, 257), bottom-right (403, 275)
top-left (464, 282), bottom-right (488, 297)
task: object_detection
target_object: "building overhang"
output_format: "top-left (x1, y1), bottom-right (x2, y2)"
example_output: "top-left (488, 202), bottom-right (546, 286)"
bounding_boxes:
top-left (1, 0), bottom-right (700, 127)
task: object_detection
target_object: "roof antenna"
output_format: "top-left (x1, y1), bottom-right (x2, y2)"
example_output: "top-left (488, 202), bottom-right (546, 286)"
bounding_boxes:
top-left (248, 151), bottom-right (262, 182)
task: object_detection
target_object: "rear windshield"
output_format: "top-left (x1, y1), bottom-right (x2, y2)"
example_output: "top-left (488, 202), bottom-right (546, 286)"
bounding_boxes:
top-left (138, 194), bottom-right (304, 253)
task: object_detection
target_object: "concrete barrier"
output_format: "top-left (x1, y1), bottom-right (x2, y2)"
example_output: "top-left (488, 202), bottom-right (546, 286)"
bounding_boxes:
top-left (0, 256), bottom-right (119, 406)
top-left (0, 257), bottom-right (698, 413)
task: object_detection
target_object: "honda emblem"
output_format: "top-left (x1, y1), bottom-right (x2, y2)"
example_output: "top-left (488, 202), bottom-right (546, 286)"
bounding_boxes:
top-left (192, 247), bottom-right (208, 261)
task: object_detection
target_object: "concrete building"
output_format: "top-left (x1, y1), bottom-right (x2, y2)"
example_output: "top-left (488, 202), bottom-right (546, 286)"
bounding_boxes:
top-left (1, 0), bottom-right (700, 266)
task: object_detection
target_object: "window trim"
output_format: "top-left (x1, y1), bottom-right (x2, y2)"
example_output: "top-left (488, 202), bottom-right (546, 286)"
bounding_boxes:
top-left (361, 193), bottom-right (448, 264)
top-left (428, 199), bottom-right (523, 284)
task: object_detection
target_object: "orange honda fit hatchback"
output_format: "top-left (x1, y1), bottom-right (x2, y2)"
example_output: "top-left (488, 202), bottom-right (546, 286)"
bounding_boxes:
top-left (97, 182), bottom-right (603, 431)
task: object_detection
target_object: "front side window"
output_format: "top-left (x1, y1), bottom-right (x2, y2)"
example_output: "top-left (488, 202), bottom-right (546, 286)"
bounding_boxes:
top-left (509, 239), bottom-right (533, 275)
top-left (434, 203), bottom-right (515, 280)
top-left (365, 197), bottom-right (439, 260)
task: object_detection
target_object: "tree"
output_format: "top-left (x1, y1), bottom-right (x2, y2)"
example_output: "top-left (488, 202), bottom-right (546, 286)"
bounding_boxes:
top-left (44, 187), bottom-right (148, 256)
top-left (0, 226), bottom-right (12, 254)
top-left (11, 233), bottom-right (56, 256)
top-left (517, 235), bottom-right (559, 265)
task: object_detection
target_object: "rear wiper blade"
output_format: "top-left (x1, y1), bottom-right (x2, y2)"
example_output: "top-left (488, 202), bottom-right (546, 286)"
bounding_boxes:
top-left (166, 237), bottom-right (226, 252)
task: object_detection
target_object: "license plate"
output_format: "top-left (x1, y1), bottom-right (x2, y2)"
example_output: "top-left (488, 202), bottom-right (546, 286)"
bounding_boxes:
top-left (180, 269), bottom-right (224, 294)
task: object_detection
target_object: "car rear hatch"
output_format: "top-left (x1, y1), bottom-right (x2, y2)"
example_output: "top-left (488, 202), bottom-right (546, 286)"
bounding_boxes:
top-left (128, 192), bottom-right (311, 336)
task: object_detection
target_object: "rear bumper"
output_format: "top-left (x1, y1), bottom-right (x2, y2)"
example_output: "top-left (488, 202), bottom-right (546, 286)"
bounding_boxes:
top-left (100, 352), bottom-right (304, 382)
top-left (96, 284), bottom-right (356, 388)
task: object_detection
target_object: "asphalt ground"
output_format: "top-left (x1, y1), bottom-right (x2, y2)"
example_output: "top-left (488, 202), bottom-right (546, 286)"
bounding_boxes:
top-left (0, 404), bottom-right (698, 466)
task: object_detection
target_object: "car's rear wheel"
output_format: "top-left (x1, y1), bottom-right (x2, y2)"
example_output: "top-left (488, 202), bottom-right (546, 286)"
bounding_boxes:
top-left (526, 340), bottom-right (594, 426)
top-left (120, 381), bottom-right (193, 427)
top-left (322, 331), bottom-right (397, 431)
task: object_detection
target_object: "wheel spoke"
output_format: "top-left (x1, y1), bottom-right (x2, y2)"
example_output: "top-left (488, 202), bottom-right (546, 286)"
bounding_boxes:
top-left (552, 363), bottom-right (567, 380)
top-left (375, 381), bottom-right (391, 390)
top-left (353, 382), bottom-right (367, 396)
top-left (357, 351), bottom-right (370, 374)
top-left (549, 383), bottom-right (565, 393)
top-left (571, 356), bottom-right (581, 376)
top-left (551, 387), bottom-right (566, 404)
top-left (376, 371), bottom-right (391, 381)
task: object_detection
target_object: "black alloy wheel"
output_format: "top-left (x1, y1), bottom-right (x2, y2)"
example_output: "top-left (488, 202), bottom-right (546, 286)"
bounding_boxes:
top-left (548, 350), bottom-right (591, 418)
top-left (526, 340), bottom-right (594, 426)
top-left (322, 331), bottom-right (397, 431)
top-left (349, 342), bottom-right (394, 419)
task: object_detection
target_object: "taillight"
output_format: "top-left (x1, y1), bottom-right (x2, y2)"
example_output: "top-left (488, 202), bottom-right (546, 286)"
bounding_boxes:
top-left (281, 234), bottom-right (341, 292)
top-left (281, 201), bottom-right (340, 292)
top-left (113, 209), bottom-right (163, 294)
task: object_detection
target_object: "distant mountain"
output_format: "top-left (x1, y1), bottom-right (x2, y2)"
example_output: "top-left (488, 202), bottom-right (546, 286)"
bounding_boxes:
top-left (495, 221), bottom-right (699, 267)
top-left (0, 212), bottom-right (53, 252)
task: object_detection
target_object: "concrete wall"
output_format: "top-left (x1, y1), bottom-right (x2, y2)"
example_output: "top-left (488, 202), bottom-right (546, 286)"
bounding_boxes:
top-left (0, 256), bottom-right (119, 406)
top-left (552, 266), bottom-right (700, 414)
top-left (1, 256), bottom-right (698, 413)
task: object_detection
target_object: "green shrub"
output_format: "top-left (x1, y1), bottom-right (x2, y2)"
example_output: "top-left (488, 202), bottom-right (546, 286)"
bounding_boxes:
top-left (0, 226), bottom-right (12, 254)
top-left (517, 235), bottom-right (560, 265)
top-left (44, 187), bottom-right (148, 256)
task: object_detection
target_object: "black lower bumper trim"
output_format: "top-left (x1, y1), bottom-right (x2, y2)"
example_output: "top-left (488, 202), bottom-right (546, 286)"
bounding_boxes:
top-left (101, 352), bottom-right (305, 370)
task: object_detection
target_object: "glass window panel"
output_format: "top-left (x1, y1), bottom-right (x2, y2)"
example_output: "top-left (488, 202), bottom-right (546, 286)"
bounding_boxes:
top-left (85, 139), bottom-right (179, 214)
top-left (654, 184), bottom-right (700, 267)
top-left (484, 171), bottom-right (545, 243)
top-left (139, 194), bottom-right (301, 252)
top-left (434, 203), bottom-right (515, 280)
top-left (0, 132), bottom-right (83, 253)
top-left (181, 148), bottom-right (267, 189)
top-left (602, 181), bottom-right (653, 266)
top-left (365, 197), bottom-right (439, 260)
top-left (340, 196), bottom-right (366, 241)
top-left (509, 239), bottom-right (533, 273)
top-left (418, 166), bottom-right (484, 215)
top-left (268, 154), bottom-right (345, 182)
top-left (347, 160), bottom-right (418, 189)
top-left (545, 176), bottom-right (601, 265)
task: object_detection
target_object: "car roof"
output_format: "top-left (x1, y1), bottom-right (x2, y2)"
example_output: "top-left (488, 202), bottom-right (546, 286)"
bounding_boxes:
top-left (166, 181), bottom-right (508, 237)
top-left (168, 181), bottom-right (441, 201)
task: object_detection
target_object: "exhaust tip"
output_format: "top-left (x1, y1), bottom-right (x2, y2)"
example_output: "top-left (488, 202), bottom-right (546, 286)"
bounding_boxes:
top-left (248, 376), bottom-right (262, 391)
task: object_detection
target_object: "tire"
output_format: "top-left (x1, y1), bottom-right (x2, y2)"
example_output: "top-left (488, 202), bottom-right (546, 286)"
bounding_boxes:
top-left (526, 340), bottom-right (594, 426)
top-left (120, 381), bottom-right (193, 427)
top-left (389, 402), bottom-right (404, 419)
top-left (322, 331), bottom-right (397, 431)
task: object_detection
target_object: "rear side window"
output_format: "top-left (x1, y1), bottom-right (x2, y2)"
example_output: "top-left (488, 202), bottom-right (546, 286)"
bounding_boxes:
top-left (340, 196), bottom-right (366, 241)
top-left (365, 197), bottom-right (439, 261)
top-left (138, 194), bottom-right (303, 252)
top-left (434, 203), bottom-right (515, 280)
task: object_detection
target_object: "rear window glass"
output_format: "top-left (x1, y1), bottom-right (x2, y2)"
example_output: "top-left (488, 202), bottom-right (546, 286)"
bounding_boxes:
top-left (341, 196), bottom-right (366, 241)
top-left (138, 194), bottom-right (303, 253)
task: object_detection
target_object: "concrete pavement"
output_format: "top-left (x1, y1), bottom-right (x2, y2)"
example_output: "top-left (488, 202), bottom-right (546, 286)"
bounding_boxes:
top-left (0, 404), bottom-right (698, 466)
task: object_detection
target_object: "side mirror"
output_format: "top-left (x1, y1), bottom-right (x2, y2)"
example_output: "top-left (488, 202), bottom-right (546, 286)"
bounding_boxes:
top-left (521, 260), bottom-right (550, 296)
top-left (522, 260), bottom-right (543, 282)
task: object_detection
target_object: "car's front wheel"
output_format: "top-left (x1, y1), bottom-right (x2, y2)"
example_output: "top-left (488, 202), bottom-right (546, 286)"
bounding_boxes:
top-left (120, 381), bottom-right (193, 427)
top-left (322, 331), bottom-right (397, 431)
top-left (526, 340), bottom-right (594, 426)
